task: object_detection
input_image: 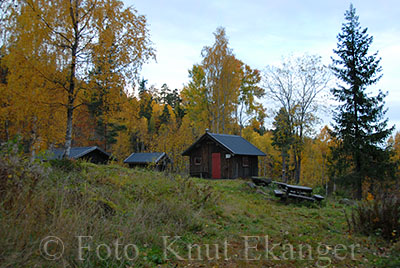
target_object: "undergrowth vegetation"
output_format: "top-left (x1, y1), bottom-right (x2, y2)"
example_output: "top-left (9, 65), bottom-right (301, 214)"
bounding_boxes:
top-left (0, 142), bottom-right (399, 267)
top-left (0, 142), bottom-right (217, 267)
top-left (345, 194), bottom-right (400, 242)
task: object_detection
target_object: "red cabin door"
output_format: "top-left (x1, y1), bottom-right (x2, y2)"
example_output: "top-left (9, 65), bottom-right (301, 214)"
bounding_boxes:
top-left (212, 153), bottom-right (221, 179)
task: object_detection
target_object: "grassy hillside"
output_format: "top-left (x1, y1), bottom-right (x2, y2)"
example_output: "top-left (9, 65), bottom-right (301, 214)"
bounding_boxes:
top-left (0, 151), bottom-right (399, 267)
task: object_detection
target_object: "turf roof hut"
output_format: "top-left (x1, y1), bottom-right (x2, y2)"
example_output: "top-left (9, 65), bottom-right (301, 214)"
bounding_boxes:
top-left (45, 146), bottom-right (111, 164)
top-left (123, 152), bottom-right (171, 171)
top-left (182, 131), bottom-right (266, 179)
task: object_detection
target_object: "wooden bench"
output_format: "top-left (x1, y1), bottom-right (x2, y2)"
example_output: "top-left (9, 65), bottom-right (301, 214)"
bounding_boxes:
top-left (251, 177), bottom-right (272, 187)
top-left (288, 193), bottom-right (315, 202)
top-left (274, 189), bottom-right (284, 198)
top-left (313, 194), bottom-right (325, 202)
top-left (272, 181), bottom-right (325, 203)
top-left (272, 181), bottom-right (288, 189)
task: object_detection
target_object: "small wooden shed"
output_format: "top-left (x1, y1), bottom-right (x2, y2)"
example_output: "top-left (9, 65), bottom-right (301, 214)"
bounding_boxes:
top-left (45, 146), bottom-right (111, 164)
top-left (182, 131), bottom-right (266, 179)
top-left (123, 152), bottom-right (171, 171)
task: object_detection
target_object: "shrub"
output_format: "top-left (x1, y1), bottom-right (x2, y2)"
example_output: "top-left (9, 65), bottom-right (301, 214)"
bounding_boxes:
top-left (173, 177), bottom-right (219, 210)
top-left (48, 158), bottom-right (83, 172)
top-left (345, 193), bottom-right (400, 241)
top-left (312, 186), bottom-right (327, 196)
top-left (0, 139), bottom-right (47, 208)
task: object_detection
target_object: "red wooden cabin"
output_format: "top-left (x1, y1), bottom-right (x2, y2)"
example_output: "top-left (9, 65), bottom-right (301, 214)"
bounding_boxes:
top-left (182, 131), bottom-right (266, 179)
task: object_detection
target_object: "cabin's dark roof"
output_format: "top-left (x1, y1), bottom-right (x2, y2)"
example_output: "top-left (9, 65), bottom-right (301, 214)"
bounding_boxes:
top-left (123, 152), bottom-right (168, 164)
top-left (44, 146), bottom-right (110, 160)
top-left (182, 132), bottom-right (266, 156)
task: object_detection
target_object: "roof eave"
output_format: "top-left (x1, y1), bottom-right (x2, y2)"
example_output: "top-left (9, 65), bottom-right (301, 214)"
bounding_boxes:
top-left (74, 147), bottom-right (95, 158)
top-left (123, 152), bottom-right (136, 163)
top-left (236, 153), bottom-right (266, 157)
top-left (181, 132), bottom-right (235, 155)
top-left (125, 161), bottom-right (151, 164)
top-left (181, 133), bottom-right (208, 156)
top-left (154, 152), bottom-right (166, 163)
top-left (74, 146), bottom-right (111, 159)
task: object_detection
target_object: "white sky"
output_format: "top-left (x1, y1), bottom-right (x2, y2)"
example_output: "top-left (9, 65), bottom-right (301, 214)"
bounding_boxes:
top-left (124, 0), bottom-right (400, 131)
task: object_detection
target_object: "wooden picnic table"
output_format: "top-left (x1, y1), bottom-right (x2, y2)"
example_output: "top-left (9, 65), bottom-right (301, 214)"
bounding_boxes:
top-left (285, 184), bottom-right (313, 195)
top-left (273, 181), bottom-right (288, 189)
top-left (272, 182), bottom-right (324, 202)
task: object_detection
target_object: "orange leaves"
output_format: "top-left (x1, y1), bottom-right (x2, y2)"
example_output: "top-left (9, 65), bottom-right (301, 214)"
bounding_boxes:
top-left (1, 0), bottom-right (155, 155)
top-left (300, 126), bottom-right (334, 187)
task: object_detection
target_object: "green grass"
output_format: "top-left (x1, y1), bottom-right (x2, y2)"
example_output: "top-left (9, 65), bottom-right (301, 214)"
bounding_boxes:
top-left (0, 155), bottom-right (399, 267)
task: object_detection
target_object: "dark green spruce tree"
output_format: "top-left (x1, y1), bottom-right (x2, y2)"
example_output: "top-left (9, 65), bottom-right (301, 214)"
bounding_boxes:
top-left (330, 4), bottom-right (394, 199)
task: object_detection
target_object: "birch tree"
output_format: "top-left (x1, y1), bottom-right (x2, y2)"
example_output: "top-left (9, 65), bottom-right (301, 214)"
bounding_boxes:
top-left (1, 0), bottom-right (155, 157)
top-left (236, 64), bottom-right (265, 134)
top-left (264, 54), bottom-right (330, 183)
top-left (183, 27), bottom-right (263, 135)
top-left (200, 27), bottom-right (241, 133)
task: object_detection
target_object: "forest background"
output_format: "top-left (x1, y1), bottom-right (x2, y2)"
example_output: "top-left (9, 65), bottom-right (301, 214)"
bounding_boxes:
top-left (0, 0), bottom-right (399, 199)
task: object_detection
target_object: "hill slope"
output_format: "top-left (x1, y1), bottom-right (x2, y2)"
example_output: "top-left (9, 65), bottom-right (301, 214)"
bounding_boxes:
top-left (0, 156), bottom-right (398, 267)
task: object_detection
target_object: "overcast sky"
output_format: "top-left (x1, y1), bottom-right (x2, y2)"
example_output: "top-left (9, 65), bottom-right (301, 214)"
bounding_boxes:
top-left (124, 0), bottom-right (400, 131)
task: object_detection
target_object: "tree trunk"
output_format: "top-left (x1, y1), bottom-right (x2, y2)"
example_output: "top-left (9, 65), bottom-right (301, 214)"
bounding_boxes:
top-left (281, 151), bottom-right (287, 183)
top-left (295, 155), bottom-right (301, 184)
top-left (64, 104), bottom-right (73, 158)
top-left (30, 116), bottom-right (37, 160)
top-left (292, 150), bottom-right (297, 183)
top-left (104, 121), bottom-right (107, 151)
top-left (5, 120), bottom-right (9, 141)
top-left (221, 104), bottom-right (225, 133)
top-left (64, 1), bottom-right (78, 158)
top-left (292, 147), bottom-right (300, 184)
top-left (294, 124), bottom-right (304, 184)
top-left (354, 86), bottom-right (362, 200)
top-left (355, 156), bottom-right (363, 200)
top-left (322, 158), bottom-right (328, 196)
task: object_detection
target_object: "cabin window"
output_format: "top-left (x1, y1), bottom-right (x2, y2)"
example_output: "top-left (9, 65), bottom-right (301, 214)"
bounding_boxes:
top-left (194, 156), bottom-right (202, 165)
top-left (242, 156), bottom-right (249, 167)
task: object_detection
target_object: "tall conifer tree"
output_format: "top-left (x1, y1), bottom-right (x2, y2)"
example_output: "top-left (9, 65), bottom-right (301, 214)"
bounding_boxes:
top-left (330, 4), bottom-right (394, 199)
